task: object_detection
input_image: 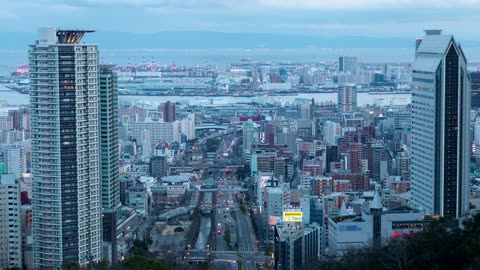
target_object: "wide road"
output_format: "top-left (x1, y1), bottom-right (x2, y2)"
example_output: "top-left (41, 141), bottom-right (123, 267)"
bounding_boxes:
top-left (215, 210), bottom-right (227, 251)
top-left (188, 250), bottom-right (265, 263)
top-left (236, 209), bottom-right (258, 270)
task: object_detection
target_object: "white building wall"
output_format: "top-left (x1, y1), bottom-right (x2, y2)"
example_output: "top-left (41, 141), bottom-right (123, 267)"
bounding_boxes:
top-left (130, 120), bottom-right (176, 143)
top-left (153, 149), bottom-right (175, 164)
top-left (266, 188), bottom-right (284, 218)
top-left (324, 121), bottom-right (341, 145)
top-left (0, 174), bottom-right (22, 268)
top-left (5, 145), bottom-right (26, 178)
top-left (181, 114), bottom-right (196, 140)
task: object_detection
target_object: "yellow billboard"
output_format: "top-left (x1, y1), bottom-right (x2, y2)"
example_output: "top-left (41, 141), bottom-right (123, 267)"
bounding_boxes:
top-left (283, 211), bottom-right (303, 222)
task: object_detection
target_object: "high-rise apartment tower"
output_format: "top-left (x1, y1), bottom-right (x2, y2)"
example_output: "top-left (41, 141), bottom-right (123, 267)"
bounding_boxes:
top-left (337, 84), bottom-right (357, 113)
top-left (99, 65), bottom-right (120, 263)
top-left (30, 28), bottom-right (101, 269)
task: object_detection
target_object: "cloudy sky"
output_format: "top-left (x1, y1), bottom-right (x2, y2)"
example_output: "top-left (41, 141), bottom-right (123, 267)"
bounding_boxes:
top-left (0, 0), bottom-right (479, 39)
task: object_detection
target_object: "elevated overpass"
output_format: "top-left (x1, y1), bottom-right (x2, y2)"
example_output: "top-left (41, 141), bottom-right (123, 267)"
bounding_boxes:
top-left (197, 187), bottom-right (247, 192)
top-left (170, 164), bottom-right (242, 170)
top-left (186, 250), bottom-right (266, 264)
top-left (158, 206), bottom-right (194, 221)
top-left (195, 125), bottom-right (228, 131)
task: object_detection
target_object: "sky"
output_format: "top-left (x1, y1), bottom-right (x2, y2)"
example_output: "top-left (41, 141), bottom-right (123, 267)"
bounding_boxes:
top-left (1, 0), bottom-right (480, 40)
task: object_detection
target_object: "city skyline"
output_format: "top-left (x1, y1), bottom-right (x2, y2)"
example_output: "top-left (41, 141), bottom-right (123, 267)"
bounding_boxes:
top-left (0, 14), bottom-right (479, 269)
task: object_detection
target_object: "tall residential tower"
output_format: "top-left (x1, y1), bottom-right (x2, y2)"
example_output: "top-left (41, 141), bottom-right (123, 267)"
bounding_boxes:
top-left (337, 84), bottom-right (357, 113)
top-left (30, 28), bottom-right (101, 269)
top-left (99, 66), bottom-right (120, 263)
top-left (411, 30), bottom-right (471, 218)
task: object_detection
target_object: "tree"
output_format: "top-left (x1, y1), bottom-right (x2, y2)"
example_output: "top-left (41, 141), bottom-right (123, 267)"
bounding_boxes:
top-left (130, 239), bottom-right (153, 258)
top-left (224, 229), bottom-right (232, 246)
top-left (236, 164), bottom-right (251, 181)
top-left (174, 227), bottom-right (185, 233)
top-left (239, 204), bottom-right (246, 213)
top-left (264, 243), bottom-right (273, 256)
top-left (205, 138), bottom-right (220, 152)
top-left (62, 262), bottom-right (81, 270)
top-left (93, 260), bottom-right (110, 270)
top-left (122, 256), bottom-right (167, 270)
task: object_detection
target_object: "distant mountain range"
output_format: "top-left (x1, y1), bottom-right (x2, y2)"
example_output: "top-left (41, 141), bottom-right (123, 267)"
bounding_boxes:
top-left (2, 31), bottom-right (480, 51)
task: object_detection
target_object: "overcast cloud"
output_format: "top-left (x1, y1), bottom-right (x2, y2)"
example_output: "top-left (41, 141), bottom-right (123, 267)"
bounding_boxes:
top-left (0, 0), bottom-right (479, 39)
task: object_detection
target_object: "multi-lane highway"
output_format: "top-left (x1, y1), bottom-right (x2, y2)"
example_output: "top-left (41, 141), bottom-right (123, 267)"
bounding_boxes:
top-left (189, 127), bottom-right (266, 270)
top-left (187, 250), bottom-right (265, 264)
top-left (236, 209), bottom-right (259, 270)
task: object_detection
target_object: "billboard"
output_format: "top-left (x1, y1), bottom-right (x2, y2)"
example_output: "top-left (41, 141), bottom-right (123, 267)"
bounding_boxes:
top-left (283, 211), bottom-right (303, 222)
top-left (269, 216), bottom-right (283, 226)
top-left (260, 175), bottom-right (270, 188)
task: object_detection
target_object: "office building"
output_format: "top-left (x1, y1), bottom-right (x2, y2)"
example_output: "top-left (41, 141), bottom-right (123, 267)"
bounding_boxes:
top-left (411, 30), bottom-right (471, 218)
top-left (127, 184), bottom-right (149, 216)
top-left (470, 71), bottom-right (480, 108)
top-left (243, 119), bottom-right (259, 158)
top-left (393, 109), bottom-right (412, 131)
top-left (29, 28), bottom-right (101, 268)
top-left (370, 144), bottom-right (392, 182)
top-left (273, 223), bottom-right (321, 270)
top-left (475, 117), bottom-right (480, 146)
top-left (274, 225), bottom-right (304, 270)
top-left (338, 56), bottom-right (358, 75)
top-left (415, 37), bottom-right (423, 58)
top-left (0, 112), bottom-right (13, 131)
top-left (159, 101), bottom-right (176, 122)
top-left (150, 156), bottom-right (168, 179)
top-left (8, 108), bottom-right (29, 131)
top-left (264, 187), bottom-right (285, 240)
top-left (303, 224), bottom-right (321, 267)
top-left (0, 174), bottom-right (22, 269)
top-left (299, 103), bottom-right (311, 120)
top-left (338, 85), bottom-right (357, 113)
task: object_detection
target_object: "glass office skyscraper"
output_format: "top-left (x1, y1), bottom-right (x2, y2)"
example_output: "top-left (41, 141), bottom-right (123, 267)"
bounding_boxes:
top-left (411, 30), bottom-right (471, 218)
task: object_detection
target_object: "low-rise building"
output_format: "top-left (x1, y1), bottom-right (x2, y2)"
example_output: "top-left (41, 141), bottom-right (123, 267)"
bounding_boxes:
top-left (151, 176), bottom-right (191, 207)
top-left (127, 183), bottom-right (149, 216)
top-left (327, 192), bottom-right (428, 257)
